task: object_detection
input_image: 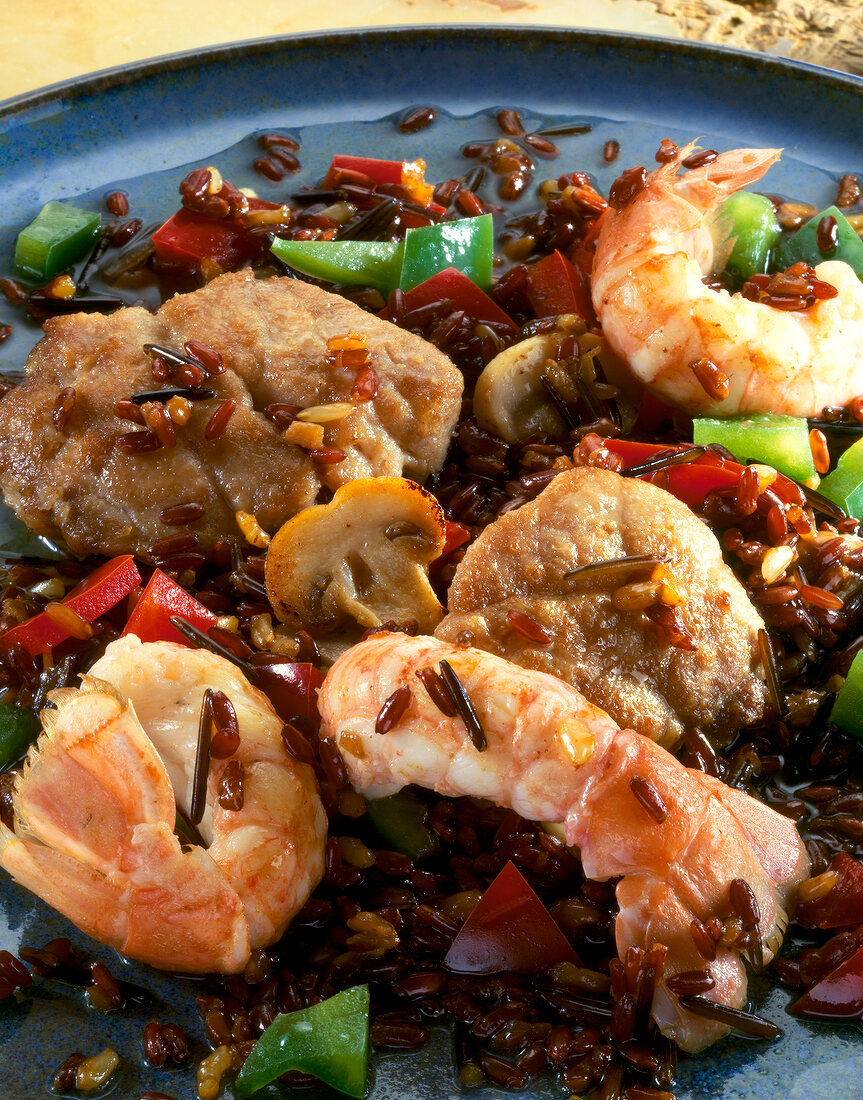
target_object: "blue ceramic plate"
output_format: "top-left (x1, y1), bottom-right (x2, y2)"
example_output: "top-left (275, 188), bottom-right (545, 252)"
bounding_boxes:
top-left (0, 25), bottom-right (862, 1099)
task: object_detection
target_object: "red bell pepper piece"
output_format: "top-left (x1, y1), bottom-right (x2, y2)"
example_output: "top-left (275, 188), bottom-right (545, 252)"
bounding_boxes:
top-left (605, 438), bottom-right (742, 504)
top-left (525, 250), bottom-right (593, 324)
top-left (798, 854), bottom-right (863, 929)
top-left (248, 654), bottom-right (326, 726)
top-left (791, 943), bottom-right (863, 1019)
top-left (382, 267), bottom-right (516, 330)
top-left (444, 860), bottom-right (578, 974)
top-left (442, 520), bottom-right (472, 557)
top-left (324, 155), bottom-right (436, 208)
top-left (653, 463), bottom-right (741, 506)
top-left (2, 555), bottom-right (142, 657)
top-left (605, 436), bottom-right (814, 512)
top-left (325, 155), bottom-right (404, 188)
top-left (122, 569), bottom-right (217, 646)
top-left (152, 198), bottom-right (279, 274)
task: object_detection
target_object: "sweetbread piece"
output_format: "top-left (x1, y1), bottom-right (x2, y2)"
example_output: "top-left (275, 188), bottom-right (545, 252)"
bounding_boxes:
top-left (0, 271), bottom-right (462, 557)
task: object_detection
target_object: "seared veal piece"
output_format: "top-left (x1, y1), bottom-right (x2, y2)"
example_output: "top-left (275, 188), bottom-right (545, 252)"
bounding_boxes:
top-left (435, 467), bottom-right (769, 748)
top-left (0, 271), bottom-right (462, 558)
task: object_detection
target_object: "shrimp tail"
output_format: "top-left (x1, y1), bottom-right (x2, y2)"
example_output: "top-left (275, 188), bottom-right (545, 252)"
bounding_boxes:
top-left (567, 727), bottom-right (806, 1051)
top-left (0, 682), bottom-right (250, 973)
top-left (320, 633), bottom-right (809, 1051)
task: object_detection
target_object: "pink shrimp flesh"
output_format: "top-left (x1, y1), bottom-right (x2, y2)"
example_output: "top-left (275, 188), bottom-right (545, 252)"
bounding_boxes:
top-left (591, 142), bottom-right (863, 417)
top-left (319, 632), bottom-right (810, 1052)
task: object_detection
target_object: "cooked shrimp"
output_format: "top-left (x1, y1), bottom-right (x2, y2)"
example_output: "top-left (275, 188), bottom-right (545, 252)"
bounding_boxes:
top-left (0, 636), bottom-right (326, 973)
top-left (319, 633), bottom-right (809, 1052)
top-left (591, 142), bottom-right (863, 417)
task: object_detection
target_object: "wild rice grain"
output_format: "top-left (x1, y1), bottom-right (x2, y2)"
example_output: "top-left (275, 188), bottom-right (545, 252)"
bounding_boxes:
top-left (416, 666), bottom-right (458, 717)
top-left (399, 106), bottom-right (437, 133)
top-left (376, 686), bottom-right (412, 733)
top-left (681, 148), bottom-right (718, 169)
top-left (52, 387), bottom-right (76, 431)
top-left (218, 759), bottom-right (245, 811)
top-left (666, 970), bottom-right (715, 996)
top-left (630, 776), bottom-right (668, 823)
top-left (160, 502), bottom-right (206, 526)
top-left (506, 609), bottom-right (553, 644)
top-left (53, 1054), bottom-right (86, 1091)
top-left (205, 399), bottom-right (237, 440)
top-left (835, 174), bottom-right (860, 208)
top-left (678, 995), bottom-right (780, 1039)
top-left (817, 215), bottom-right (839, 253)
top-left (689, 358), bottom-right (730, 401)
top-left (106, 191), bottom-right (130, 216)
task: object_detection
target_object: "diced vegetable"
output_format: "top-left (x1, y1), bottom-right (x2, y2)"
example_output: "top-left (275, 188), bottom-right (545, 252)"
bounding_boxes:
top-left (383, 266), bottom-right (516, 329)
top-left (0, 555), bottom-right (142, 657)
top-left (604, 437), bottom-right (812, 511)
top-left (0, 702), bottom-right (40, 769)
top-left (797, 854), bottom-right (863, 929)
top-left (605, 439), bottom-right (742, 505)
top-left (444, 860), bottom-right (578, 974)
top-left (234, 984), bottom-right (370, 1097)
top-left (365, 789), bottom-right (439, 860)
top-left (692, 414), bottom-right (815, 482)
top-left (154, 200), bottom-right (278, 275)
top-left (791, 944), bottom-right (863, 1020)
top-left (121, 569), bottom-right (217, 646)
top-left (325, 155), bottom-right (434, 206)
top-left (247, 655), bottom-right (326, 725)
top-left (819, 436), bottom-right (863, 518)
top-left (441, 519), bottom-right (472, 556)
top-left (830, 650), bottom-right (863, 739)
top-left (717, 191), bottom-right (780, 285)
top-left (270, 238), bottom-right (404, 295)
top-left (775, 204), bottom-right (863, 278)
top-left (524, 249), bottom-right (593, 322)
top-left (326, 155), bottom-right (403, 187)
top-left (271, 216), bottom-right (495, 296)
top-left (399, 214), bottom-right (494, 292)
top-left (13, 201), bottom-right (101, 282)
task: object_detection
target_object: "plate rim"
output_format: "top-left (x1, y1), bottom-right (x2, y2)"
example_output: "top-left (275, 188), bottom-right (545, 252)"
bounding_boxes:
top-left (1, 22), bottom-right (861, 122)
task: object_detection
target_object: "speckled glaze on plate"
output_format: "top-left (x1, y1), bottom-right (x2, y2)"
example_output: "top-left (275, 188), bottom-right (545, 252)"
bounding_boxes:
top-left (0, 25), bottom-right (862, 1100)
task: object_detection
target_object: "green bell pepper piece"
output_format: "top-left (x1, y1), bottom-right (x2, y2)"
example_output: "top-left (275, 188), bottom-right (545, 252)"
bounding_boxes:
top-left (0, 702), bottom-right (40, 770)
top-left (831, 650), bottom-right (863, 738)
top-left (717, 191), bottom-right (780, 285)
top-left (269, 238), bottom-right (404, 296)
top-left (234, 984), bottom-right (370, 1097)
top-left (365, 788), bottom-right (439, 861)
top-left (399, 214), bottom-right (494, 292)
top-left (774, 205), bottom-right (863, 278)
top-left (819, 436), bottom-right (863, 517)
top-left (692, 414), bottom-right (815, 482)
top-left (13, 201), bottom-right (101, 282)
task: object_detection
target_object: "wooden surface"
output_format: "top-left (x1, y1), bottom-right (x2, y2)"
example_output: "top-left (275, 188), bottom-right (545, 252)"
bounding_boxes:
top-left (650, 0), bottom-right (863, 76)
top-left (1, 0), bottom-right (859, 105)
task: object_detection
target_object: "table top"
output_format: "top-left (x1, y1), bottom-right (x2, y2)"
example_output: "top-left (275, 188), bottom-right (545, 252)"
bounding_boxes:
top-left (2, 0), bottom-right (859, 104)
top-left (0, 0), bottom-right (671, 103)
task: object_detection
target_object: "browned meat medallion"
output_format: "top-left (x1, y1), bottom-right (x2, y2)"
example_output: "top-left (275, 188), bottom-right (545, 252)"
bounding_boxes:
top-left (0, 271), bottom-right (463, 558)
top-left (435, 466), bottom-right (768, 747)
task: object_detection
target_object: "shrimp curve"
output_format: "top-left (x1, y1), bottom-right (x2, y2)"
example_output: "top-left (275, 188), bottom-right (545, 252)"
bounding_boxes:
top-left (0, 636), bottom-right (327, 973)
top-left (591, 142), bottom-right (863, 417)
top-left (319, 633), bottom-right (809, 1052)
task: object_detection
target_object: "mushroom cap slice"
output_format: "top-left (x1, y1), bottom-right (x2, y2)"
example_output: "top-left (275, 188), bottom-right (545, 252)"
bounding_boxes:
top-left (473, 316), bottom-right (601, 443)
top-left (265, 477), bottom-right (446, 634)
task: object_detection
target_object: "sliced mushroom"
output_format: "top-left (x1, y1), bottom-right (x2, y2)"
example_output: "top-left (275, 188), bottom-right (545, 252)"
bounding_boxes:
top-left (265, 477), bottom-right (446, 634)
top-left (473, 316), bottom-right (601, 442)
